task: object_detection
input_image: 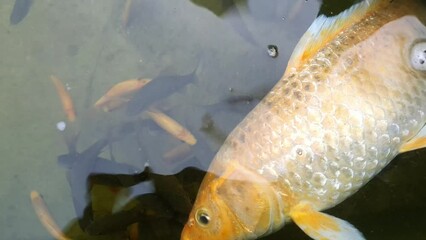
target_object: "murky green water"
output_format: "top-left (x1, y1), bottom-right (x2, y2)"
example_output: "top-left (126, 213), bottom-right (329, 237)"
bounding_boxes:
top-left (0, 0), bottom-right (425, 239)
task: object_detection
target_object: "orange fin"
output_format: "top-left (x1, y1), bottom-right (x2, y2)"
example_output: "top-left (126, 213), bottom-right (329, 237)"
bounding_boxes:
top-left (400, 125), bottom-right (426, 153)
top-left (289, 202), bottom-right (365, 240)
top-left (285, 0), bottom-right (386, 75)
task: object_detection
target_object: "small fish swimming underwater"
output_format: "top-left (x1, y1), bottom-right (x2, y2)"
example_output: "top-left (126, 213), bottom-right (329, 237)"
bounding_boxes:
top-left (182, 0), bottom-right (426, 239)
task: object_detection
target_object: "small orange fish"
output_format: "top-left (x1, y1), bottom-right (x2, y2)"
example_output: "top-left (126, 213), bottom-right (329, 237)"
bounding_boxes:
top-left (50, 75), bottom-right (76, 122)
top-left (94, 78), bottom-right (151, 111)
top-left (30, 191), bottom-right (71, 240)
top-left (147, 109), bottom-right (197, 145)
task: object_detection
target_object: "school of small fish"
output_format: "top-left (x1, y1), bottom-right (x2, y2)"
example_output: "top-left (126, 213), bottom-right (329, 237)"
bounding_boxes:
top-left (182, 0), bottom-right (426, 240)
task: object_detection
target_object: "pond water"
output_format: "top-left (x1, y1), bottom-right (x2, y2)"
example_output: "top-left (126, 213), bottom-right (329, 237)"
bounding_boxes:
top-left (0, 0), bottom-right (425, 239)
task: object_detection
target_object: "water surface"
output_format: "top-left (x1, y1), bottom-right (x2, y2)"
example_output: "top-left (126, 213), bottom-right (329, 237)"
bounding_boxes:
top-left (0, 0), bottom-right (425, 239)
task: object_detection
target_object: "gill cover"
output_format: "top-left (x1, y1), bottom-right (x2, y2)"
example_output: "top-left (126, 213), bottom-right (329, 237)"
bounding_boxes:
top-left (214, 164), bottom-right (284, 237)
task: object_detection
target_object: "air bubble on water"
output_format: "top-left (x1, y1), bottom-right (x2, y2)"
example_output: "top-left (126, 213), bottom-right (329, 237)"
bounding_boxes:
top-left (56, 121), bottom-right (66, 131)
top-left (267, 45), bottom-right (278, 58)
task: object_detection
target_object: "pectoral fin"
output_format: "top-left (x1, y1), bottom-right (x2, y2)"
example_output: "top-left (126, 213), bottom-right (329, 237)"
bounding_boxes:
top-left (289, 202), bottom-right (365, 240)
top-left (400, 125), bottom-right (426, 153)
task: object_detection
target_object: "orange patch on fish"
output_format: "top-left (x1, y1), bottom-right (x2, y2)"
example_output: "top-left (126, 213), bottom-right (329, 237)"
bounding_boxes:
top-left (147, 109), bottom-right (197, 145)
top-left (50, 75), bottom-right (76, 122)
top-left (30, 191), bottom-right (71, 240)
top-left (94, 78), bottom-right (151, 111)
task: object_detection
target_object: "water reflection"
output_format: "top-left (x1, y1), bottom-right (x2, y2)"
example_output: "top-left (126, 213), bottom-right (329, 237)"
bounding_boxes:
top-left (2, 0), bottom-right (425, 239)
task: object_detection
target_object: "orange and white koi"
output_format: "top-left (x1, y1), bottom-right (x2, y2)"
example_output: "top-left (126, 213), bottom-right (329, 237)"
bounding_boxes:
top-left (50, 75), bottom-right (76, 122)
top-left (30, 191), bottom-right (71, 240)
top-left (182, 0), bottom-right (426, 239)
top-left (147, 109), bottom-right (197, 145)
top-left (94, 78), bottom-right (151, 111)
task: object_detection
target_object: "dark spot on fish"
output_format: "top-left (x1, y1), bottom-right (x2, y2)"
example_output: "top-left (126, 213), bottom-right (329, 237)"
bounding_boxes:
top-left (282, 99), bottom-right (291, 106)
top-left (420, 60), bottom-right (425, 65)
top-left (264, 100), bottom-right (272, 107)
top-left (273, 108), bottom-right (280, 115)
top-left (322, 67), bottom-right (330, 74)
top-left (236, 184), bottom-right (244, 194)
top-left (314, 75), bottom-right (321, 82)
top-left (239, 133), bottom-right (245, 143)
top-left (283, 88), bottom-right (291, 95)
top-left (304, 84), bottom-right (311, 91)
top-left (289, 74), bottom-right (296, 79)
top-left (10, 0), bottom-right (33, 25)
top-left (294, 91), bottom-right (303, 101)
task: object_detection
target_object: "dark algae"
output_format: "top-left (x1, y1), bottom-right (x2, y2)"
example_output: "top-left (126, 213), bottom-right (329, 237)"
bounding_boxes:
top-left (10, 0), bottom-right (33, 25)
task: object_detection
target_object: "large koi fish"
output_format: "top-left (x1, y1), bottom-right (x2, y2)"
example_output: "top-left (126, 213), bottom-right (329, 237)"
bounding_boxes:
top-left (182, 0), bottom-right (426, 239)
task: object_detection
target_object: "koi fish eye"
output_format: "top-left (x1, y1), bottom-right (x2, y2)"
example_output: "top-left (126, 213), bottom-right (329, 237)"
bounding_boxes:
top-left (410, 41), bottom-right (426, 71)
top-left (195, 209), bottom-right (211, 226)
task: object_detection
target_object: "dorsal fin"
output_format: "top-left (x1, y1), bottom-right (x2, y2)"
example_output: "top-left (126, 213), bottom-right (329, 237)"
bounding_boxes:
top-left (284, 0), bottom-right (387, 75)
